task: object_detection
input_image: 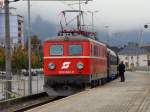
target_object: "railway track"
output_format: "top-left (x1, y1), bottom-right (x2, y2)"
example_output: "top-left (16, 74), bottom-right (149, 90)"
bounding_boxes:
top-left (0, 92), bottom-right (64, 112)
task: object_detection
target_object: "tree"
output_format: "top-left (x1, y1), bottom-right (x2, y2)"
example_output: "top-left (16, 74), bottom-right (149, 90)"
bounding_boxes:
top-left (0, 47), bottom-right (5, 71)
top-left (25, 35), bottom-right (43, 69)
top-left (31, 35), bottom-right (43, 68)
top-left (31, 50), bottom-right (42, 68)
top-left (31, 35), bottom-right (41, 50)
top-left (12, 46), bottom-right (28, 74)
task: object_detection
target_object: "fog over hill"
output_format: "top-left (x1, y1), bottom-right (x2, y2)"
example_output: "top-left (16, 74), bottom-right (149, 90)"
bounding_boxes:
top-left (97, 29), bottom-right (150, 47)
top-left (11, 0), bottom-right (150, 47)
top-left (24, 15), bottom-right (150, 47)
top-left (24, 16), bottom-right (57, 42)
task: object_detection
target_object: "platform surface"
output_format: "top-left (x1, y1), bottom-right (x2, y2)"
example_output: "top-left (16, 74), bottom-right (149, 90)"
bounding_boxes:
top-left (26, 72), bottom-right (150, 112)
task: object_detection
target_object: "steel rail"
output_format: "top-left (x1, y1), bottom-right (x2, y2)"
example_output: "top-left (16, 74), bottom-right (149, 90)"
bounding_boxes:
top-left (0, 92), bottom-right (64, 112)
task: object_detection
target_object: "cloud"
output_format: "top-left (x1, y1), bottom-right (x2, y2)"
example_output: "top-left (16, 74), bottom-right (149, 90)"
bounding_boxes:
top-left (24, 15), bottom-right (57, 41)
top-left (10, 0), bottom-right (150, 45)
top-left (11, 0), bottom-right (150, 32)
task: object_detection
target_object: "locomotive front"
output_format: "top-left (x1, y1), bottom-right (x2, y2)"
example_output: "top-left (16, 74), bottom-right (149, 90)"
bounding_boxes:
top-left (43, 36), bottom-right (91, 96)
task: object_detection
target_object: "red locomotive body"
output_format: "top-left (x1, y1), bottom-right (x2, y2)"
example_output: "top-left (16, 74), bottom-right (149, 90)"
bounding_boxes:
top-left (43, 10), bottom-right (118, 96)
top-left (43, 36), bottom-right (107, 96)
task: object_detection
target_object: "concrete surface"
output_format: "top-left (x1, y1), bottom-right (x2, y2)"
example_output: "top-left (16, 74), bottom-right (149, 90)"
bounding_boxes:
top-left (26, 72), bottom-right (150, 112)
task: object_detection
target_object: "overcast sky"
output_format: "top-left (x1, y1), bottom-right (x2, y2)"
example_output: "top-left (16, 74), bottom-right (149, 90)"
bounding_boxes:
top-left (11, 0), bottom-right (150, 33)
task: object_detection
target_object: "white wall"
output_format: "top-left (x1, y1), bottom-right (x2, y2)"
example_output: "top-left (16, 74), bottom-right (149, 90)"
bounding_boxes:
top-left (138, 55), bottom-right (148, 66)
top-left (0, 14), bottom-right (18, 38)
top-left (0, 14), bottom-right (25, 47)
top-left (119, 54), bottom-right (148, 69)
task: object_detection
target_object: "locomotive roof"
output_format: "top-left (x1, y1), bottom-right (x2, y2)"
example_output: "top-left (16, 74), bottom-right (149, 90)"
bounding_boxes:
top-left (45, 36), bottom-right (106, 46)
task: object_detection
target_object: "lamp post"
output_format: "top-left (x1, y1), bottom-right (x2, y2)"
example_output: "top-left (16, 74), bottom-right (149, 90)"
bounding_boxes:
top-left (3, 0), bottom-right (20, 99)
top-left (27, 0), bottom-right (32, 95)
top-left (144, 24), bottom-right (150, 74)
top-left (87, 10), bottom-right (99, 32)
top-left (4, 0), bottom-right (12, 99)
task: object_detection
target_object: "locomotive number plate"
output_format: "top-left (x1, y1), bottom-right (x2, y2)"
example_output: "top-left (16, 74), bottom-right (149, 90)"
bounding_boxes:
top-left (59, 71), bottom-right (75, 74)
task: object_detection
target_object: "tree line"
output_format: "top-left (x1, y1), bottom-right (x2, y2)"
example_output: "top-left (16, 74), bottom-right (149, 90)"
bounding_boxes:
top-left (0, 35), bottom-right (43, 74)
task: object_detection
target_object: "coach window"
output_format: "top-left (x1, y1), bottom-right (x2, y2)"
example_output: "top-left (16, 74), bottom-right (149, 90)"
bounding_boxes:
top-left (69, 45), bottom-right (82, 55)
top-left (50, 45), bottom-right (63, 56)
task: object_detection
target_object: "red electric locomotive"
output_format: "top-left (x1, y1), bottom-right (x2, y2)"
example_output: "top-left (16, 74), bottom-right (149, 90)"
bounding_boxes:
top-left (44, 35), bottom-right (108, 96)
top-left (43, 10), bottom-right (118, 96)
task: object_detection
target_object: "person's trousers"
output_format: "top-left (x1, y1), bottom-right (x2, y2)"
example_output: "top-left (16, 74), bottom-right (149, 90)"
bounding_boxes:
top-left (120, 72), bottom-right (125, 82)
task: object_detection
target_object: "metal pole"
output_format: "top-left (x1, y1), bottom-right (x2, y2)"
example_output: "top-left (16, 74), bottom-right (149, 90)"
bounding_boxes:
top-left (87, 11), bottom-right (98, 32)
top-left (78, 0), bottom-right (81, 30)
top-left (107, 28), bottom-right (109, 45)
top-left (79, 0), bottom-right (81, 11)
top-left (37, 75), bottom-right (38, 93)
top-left (92, 12), bottom-right (94, 32)
top-left (4, 0), bottom-right (12, 99)
top-left (27, 0), bottom-right (32, 95)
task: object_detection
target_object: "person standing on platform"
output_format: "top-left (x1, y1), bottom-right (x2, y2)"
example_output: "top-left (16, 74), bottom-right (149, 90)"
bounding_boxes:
top-left (118, 61), bottom-right (126, 82)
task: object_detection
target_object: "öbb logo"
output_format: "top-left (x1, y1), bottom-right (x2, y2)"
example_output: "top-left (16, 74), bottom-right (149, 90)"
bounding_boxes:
top-left (61, 62), bottom-right (71, 69)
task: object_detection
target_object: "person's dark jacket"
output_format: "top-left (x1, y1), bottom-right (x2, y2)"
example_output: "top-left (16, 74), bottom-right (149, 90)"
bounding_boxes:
top-left (118, 63), bottom-right (125, 73)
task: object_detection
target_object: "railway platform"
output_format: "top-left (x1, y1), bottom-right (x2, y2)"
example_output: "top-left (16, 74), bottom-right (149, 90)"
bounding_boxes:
top-left (26, 71), bottom-right (150, 112)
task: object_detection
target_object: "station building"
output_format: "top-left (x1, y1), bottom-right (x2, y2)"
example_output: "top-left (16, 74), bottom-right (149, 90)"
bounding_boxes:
top-left (0, 8), bottom-right (24, 48)
top-left (118, 42), bottom-right (149, 70)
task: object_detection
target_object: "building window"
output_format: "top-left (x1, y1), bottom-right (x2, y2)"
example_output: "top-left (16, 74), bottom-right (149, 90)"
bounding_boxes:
top-left (18, 27), bottom-right (21, 31)
top-left (18, 40), bottom-right (21, 44)
top-left (125, 62), bottom-right (129, 68)
top-left (136, 62), bottom-right (139, 66)
top-left (18, 33), bottom-right (21, 37)
top-left (18, 21), bottom-right (21, 25)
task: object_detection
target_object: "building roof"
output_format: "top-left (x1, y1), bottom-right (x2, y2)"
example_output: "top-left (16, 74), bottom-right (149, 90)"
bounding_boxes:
top-left (141, 44), bottom-right (150, 53)
top-left (118, 42), bottom-right (148, 55)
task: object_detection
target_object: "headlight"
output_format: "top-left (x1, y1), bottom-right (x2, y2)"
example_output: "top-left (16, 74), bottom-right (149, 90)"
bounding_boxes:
top-left (77, 62), bottom-right (84, 69)
top-left (48, 63), bottom-right (55, 70)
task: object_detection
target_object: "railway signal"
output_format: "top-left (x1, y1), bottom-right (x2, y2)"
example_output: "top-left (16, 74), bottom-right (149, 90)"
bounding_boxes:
top-left (144, 24), bottom-right (148, 28)
top-left (144, 24), bottom-right (150, 29)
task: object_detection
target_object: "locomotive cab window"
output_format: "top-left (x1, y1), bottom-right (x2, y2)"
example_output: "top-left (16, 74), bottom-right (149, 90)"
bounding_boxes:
top-left (50, 45), bottom-right (63, 56)
top-left (69, 45), bottom-right (82, 55)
